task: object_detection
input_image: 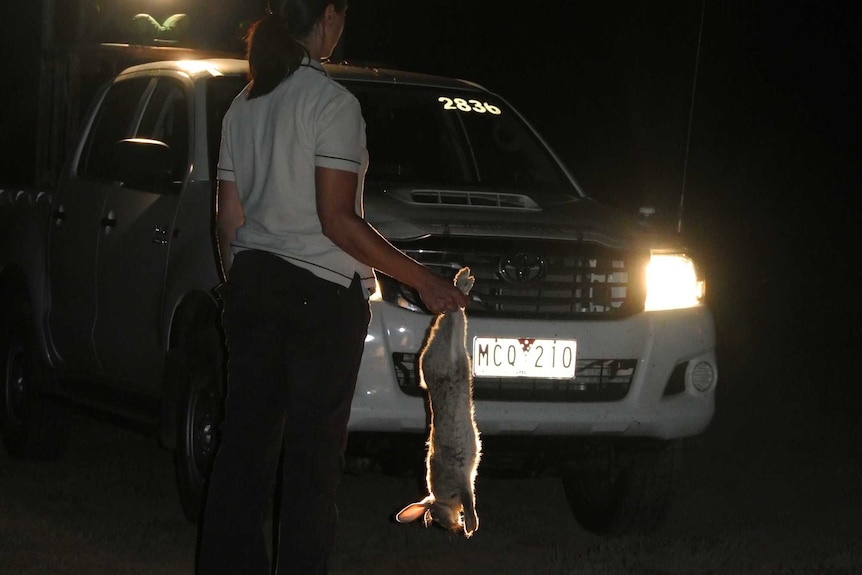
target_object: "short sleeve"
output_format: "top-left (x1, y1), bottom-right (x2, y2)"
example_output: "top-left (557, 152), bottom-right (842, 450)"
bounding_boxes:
top-left (315, 90), bottom-right (364, 174)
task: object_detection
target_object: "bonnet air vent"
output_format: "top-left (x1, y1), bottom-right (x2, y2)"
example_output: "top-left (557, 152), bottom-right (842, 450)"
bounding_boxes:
top-left (409, 190), bottom-right (540, 210)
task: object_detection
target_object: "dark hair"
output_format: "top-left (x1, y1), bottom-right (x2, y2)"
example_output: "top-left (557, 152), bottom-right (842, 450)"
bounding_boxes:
top-left (245, 0), bottom-right (347, 99)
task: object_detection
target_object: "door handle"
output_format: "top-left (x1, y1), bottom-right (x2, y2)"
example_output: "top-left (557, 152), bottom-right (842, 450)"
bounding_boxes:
top-left (101, 210), bottom-right (117, 228)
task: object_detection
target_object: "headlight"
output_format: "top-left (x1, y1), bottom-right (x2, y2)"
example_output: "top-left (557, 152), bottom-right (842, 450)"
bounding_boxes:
top-left (644, 251), bottom-right (705, 311)
top-left (370, 274), bottom-right (428, 313)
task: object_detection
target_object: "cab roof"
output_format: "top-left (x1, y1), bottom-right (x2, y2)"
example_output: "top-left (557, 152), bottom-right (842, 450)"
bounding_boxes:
top-left (118, 57), bottom-right (487, 92)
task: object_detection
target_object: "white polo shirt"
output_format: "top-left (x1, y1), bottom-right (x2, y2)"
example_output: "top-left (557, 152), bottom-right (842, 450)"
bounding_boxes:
top-left (217, 57), bottom-right (376, 295)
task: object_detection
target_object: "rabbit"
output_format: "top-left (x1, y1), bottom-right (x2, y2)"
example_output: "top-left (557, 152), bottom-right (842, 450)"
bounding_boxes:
top-left (395, 267), bottom-right (482, 538)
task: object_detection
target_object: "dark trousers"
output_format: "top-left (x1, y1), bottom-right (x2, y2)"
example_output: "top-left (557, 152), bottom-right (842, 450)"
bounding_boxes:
top-left (197, 250), bottom-right (370, 575)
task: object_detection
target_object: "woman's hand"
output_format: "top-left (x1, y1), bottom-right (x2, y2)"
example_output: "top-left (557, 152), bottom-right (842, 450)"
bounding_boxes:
top-left (415, 270), bottom-right (469, 314)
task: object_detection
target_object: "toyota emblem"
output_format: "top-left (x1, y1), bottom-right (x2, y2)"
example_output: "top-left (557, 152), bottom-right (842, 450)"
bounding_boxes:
top-left (498, 252), bottom-right (546, 284)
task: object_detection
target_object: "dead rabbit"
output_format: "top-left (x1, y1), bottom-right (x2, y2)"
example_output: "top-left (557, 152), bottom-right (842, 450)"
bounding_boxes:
top-left (395, 267), bottom-right (482, 537)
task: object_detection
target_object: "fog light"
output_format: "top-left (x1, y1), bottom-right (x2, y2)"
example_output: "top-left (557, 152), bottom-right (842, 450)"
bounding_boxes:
top-left (691, 361), bottom-right (715, 392)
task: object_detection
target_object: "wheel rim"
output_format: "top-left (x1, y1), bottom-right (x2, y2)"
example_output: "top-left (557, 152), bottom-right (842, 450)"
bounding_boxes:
top-left (189, 378), bottom-right (219, 478)
top-left (4, 343), bottom-right (28, 428)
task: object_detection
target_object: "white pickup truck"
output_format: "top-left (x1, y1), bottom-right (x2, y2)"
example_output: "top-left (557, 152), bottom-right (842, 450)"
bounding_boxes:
top-left (0, 57), bottom-right (716, 535)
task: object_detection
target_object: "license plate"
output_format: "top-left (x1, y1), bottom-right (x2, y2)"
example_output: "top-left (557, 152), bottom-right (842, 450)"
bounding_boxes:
top-left (472, 337), bottom-right (577, 379)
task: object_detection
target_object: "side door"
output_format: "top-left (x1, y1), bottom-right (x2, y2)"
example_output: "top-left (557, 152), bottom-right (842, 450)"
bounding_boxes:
top-left (47, 76), bottom-right (152, 374)
top-left (92, 75), bottom-right (192, 391)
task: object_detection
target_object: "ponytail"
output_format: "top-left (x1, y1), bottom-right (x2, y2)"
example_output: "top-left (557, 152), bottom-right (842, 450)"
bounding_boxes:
top-left (245, 14), bottom-right (306, 99)
top-left (245, 0), bottom-right (348, 99)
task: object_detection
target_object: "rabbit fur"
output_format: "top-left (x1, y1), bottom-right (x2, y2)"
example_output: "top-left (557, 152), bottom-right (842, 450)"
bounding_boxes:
top-left (395, 267), bottom-right (482, 538)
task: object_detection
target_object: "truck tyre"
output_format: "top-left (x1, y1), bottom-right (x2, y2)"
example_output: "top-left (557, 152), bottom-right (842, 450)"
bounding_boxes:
top-left (562, 439), bottom-right (682, 536)
top-left (0, 300), bottom-right (69, 460)
top-left (172, 324), bottom-right (225, 523)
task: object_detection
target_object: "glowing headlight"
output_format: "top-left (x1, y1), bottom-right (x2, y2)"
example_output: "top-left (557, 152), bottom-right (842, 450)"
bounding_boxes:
top-left (644, 252), bottom-right (705, 311)
top-left (369, 278), bottom-right (382, 301)
top-left (371, 274), bottom-right (427, 313)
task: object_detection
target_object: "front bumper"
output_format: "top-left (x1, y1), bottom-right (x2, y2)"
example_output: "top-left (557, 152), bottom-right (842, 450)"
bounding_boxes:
top-left (348, 302), bottom-right (717, 440)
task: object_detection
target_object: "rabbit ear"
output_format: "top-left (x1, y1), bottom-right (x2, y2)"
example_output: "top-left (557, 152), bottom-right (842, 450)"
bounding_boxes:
top-left (395, 501), bottom-right (430, 524)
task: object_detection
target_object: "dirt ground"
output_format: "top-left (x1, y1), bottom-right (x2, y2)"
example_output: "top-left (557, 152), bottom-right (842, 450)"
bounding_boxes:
top-left (2, 327), bottom-right (861, 575)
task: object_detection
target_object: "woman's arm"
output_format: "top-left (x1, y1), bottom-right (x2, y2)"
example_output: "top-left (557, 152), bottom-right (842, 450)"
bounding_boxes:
top-left (315, 166), bottom-right (468, 314)
top-left (215, 179), bottom-right (244, 281)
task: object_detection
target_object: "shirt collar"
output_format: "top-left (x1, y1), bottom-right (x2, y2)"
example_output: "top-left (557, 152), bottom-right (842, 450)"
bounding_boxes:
top-left (301, 55), bottom-right (328, 76)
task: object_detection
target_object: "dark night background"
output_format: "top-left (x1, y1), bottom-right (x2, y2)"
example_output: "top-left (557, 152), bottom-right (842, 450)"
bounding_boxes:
top-left (1, 0), bottom-right (860, 429)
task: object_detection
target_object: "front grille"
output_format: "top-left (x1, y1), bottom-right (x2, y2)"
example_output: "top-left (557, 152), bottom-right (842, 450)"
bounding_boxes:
top-left (392, 237), bottom-right (646, 319)
top-left (393, 353), bottom-right (635, 402)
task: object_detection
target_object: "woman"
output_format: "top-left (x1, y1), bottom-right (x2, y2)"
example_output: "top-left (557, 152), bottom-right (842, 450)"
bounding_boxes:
top-left (196, 1), bottom-right (468, 573)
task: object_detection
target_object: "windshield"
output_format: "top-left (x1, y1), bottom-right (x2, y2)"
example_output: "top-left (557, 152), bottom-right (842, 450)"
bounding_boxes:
top-left (348, 82), bottom-right (578, 195)
top-left (208, 75), bottom-right (580, 197)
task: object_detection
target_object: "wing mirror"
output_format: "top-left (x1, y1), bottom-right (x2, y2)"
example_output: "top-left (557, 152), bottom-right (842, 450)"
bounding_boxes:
top-left (109, 138), bottom-right (179, 193)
